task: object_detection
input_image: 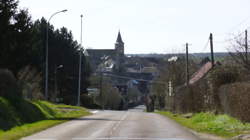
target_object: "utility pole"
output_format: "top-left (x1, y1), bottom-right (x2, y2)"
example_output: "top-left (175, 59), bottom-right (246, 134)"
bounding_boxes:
top-left (209, 33), bottom-right (215, 67)
top-left (77, 15), bottom-right (83, 106)
top-left (99, 72), bottom-right (103, 109)
top-left (245, 30), bottom-right (248, 63)
top-left (54, 66), bottom-right (57, 102)
top-left (77, 50), bottom-right (82, 106)
top-left (54, 65), bottom-right (63, 102)
top-left (186, 43), bottom-right (189, 86)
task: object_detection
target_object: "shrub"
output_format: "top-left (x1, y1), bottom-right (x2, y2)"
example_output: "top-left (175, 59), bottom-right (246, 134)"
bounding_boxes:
top-left (219, 82), bottom-right (250, 122)
top-left (207, 65), bottom-right (240, 112)
top-left (209, 65), bottom-right (239, 87)
top-left (80, 94), bottom-right (102, 109)
top-left (174, 65), bottom-right (241, 114)
top-left (0, 69), bottom-right (21, 100)
top-left (17, 66), bottom-right (43, 100)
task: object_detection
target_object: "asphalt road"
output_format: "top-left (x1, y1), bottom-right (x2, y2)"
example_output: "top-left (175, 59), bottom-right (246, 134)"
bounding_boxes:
top-left (22, 105), bottom-right (200, 140)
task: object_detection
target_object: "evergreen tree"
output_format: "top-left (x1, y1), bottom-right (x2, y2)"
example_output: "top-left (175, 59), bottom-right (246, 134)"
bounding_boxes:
top-left (0, 0), bottom-right (33, 75)
top-left (0, 0), bottom-right (91, 104)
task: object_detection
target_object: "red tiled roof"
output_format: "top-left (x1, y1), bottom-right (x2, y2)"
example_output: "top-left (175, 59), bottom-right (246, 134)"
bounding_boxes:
top-left (189, 62), bottom-right (212, 85)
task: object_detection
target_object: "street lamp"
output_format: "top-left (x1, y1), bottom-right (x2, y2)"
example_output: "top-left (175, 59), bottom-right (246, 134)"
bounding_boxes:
top-left (45, 9), bottom-right (67, 100)
top-left (54, 65), bottom-right (63, 102)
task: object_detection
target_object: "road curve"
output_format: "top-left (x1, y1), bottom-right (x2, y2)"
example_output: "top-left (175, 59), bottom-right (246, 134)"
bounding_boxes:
top-left (22, 105), bottom-right (199, 140)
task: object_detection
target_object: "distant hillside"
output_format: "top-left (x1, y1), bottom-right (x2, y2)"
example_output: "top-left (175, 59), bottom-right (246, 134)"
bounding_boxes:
top-left (126, 52), bottom-right (229, 58)
top-left (191, 52), bottom-right (229, 58)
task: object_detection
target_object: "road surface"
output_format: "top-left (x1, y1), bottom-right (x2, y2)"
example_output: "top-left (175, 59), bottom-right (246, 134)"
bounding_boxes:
top-left (22, 105), bottom-right (200, 140)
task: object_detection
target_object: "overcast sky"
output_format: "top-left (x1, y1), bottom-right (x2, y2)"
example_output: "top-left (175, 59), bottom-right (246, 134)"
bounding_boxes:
top-left (19, 0), bottom-right (250, 54)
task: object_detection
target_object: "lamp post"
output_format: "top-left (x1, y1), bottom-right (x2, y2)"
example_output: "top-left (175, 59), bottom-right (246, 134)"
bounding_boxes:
top-left (77, 15), bottom-right (83, 106)
top-left (45, 9), bottom-right (67, 100)
top-left (54, 65), bottom-right (63, 102)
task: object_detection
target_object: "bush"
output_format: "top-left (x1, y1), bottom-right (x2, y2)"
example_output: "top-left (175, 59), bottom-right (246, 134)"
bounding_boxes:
top-left (206, 65), bottom-right (240, 112)
top-left (18, 66), bottom-right (44, 100)
top-left (0, 97), bottom-right (46, 130)
top-left (219, 82), bottom-right (250, 122)
top-left (174, 80), bottom-right (211, 113)
top-left (80, 94), bottom-right (102, 109)
top-left (0, 69), bottom-right (21, 100)
top-left (95, 83), bottom-right (123, 110)
top-left (174, 65), bottom-right (241, 114)
top-left (209, 65), bottom-right (239, 88)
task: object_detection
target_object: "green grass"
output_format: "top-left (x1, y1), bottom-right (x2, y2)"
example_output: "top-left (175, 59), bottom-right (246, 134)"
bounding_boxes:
top-left (0, 98), bottom-right (91, 140)
top-left (157, 111), bottom-right (250, 138)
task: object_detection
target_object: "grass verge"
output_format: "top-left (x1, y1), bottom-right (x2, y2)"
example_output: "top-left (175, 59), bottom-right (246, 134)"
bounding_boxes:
top-left (0, 99), bottom-right (91, 140)
top-left (157, 111), bottom-right (250, 138)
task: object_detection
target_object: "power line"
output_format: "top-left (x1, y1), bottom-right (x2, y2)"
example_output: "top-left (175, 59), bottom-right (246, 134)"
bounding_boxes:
top-left (201, 38), bottom-right (210, 52)
top-left (230, 30), bottom-right (245, 39)
top-left (210, 30), bottom-right (248, 46)
top-left (211, 16), bottom-right (250, 44)
top-left (227, 16), bottom-right (250, 33)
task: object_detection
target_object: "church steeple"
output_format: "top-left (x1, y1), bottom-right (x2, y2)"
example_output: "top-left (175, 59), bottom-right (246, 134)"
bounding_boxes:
top-left (114, 30), bottom-right (125, 73)
top-left (115, 30), bottom-right (124, 52)
top-left (116, 30), bottom-right (124, 44)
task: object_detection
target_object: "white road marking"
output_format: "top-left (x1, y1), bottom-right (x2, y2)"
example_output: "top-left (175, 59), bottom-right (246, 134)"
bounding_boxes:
top-left (90, 110), bottom-right (99, 114)
top-left (21, 138), bottom-right (57, 140)
top-left (72, 137), bottom-right (189, 140)
top-left (109, 112), bottom-right (129, 136)
top-left (23, 137), bottom-right (189, 140)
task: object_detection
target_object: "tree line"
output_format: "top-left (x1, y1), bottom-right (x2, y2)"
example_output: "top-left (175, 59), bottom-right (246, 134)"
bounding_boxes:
top-left (0, 0), bottom-right (90, 105)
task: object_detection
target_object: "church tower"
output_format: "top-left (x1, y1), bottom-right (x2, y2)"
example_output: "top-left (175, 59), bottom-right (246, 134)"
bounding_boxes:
top-left (115, 31), bottom-right (124, 72)
top-left (115, 31), bottom-right (124, 55)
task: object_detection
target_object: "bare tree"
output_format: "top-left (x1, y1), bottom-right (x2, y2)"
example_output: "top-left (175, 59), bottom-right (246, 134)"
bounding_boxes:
top-left (228, 33), bottom-right (250, 70)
